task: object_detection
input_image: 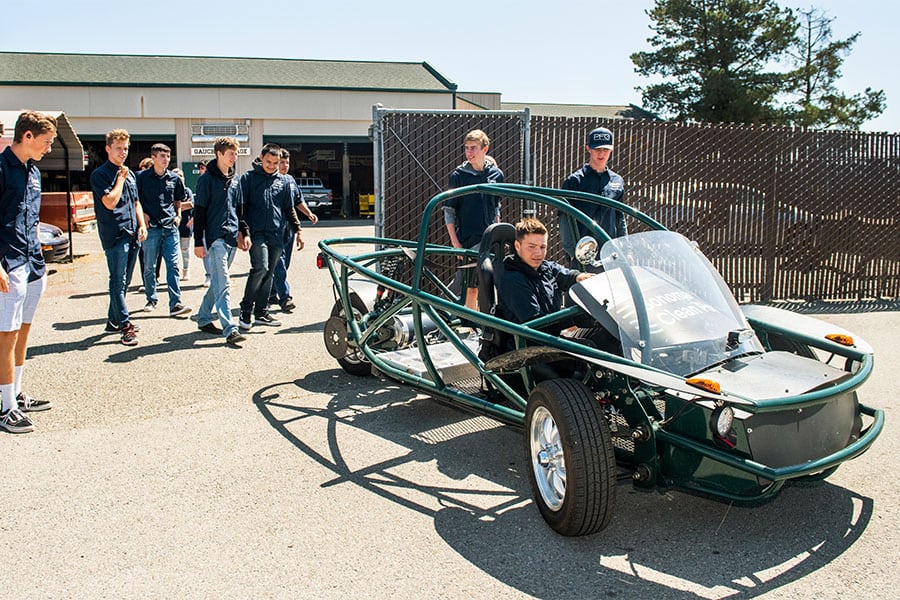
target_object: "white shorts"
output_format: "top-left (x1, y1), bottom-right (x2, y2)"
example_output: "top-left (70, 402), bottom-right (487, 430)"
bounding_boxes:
top-left (0, 264), bottom-right (47, 332)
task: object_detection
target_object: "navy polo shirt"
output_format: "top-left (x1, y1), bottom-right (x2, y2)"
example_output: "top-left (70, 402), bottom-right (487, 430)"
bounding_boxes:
top-left (0, 146), bottom-right (45, 280)
top-left (559, 164), bottom-right (627, 256)
top-left (91, 161), bottom-right (140, 250)
top-left (136, 167), bottom-right (186, 229)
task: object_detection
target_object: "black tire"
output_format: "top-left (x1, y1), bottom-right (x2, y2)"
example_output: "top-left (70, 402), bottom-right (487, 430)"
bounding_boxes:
top-left (767, 331), bottom-right (858, 371)
top-left (524, 379), bottom-right (617, 536)
top-left (766, 332), bottom-right (817, 359)
top-left (328, 296), bottom-right (371, 377)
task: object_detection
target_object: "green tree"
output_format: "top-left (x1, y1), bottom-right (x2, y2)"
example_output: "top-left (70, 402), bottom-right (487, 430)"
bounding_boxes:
top-left (782, 7), bottom-right (885, 129)
top-left (632, 0), bottom-right (798, 124)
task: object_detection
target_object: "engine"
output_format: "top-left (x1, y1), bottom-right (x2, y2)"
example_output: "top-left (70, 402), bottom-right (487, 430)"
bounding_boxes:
top-left (370, 312), bottom-right (440, 350)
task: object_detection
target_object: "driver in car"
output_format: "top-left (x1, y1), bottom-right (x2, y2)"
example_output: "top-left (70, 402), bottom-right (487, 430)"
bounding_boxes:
top-left (497, 217), bottom-right (592, 327)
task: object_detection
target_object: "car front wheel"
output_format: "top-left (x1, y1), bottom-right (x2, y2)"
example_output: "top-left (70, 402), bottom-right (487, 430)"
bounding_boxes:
top-left (525, 379), bottom-right (616, 536)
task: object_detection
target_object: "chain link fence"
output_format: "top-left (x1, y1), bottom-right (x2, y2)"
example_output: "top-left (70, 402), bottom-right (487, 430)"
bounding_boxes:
top-left (374, 109), bottom-right (899, 302)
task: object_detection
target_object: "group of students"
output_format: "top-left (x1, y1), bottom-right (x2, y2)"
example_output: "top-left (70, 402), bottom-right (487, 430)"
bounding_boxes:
top-left (90, 131), bottom-right (315, 349)
top-left (0, 114), bottom-right (621, 435)
top-left (444, 126), bottom-right (625, 326)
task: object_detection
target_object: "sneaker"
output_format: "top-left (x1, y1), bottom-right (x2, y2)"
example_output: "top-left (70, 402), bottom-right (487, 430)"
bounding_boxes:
top-left (144, 301), bottom-right (157, 312)
top-left (254, 312), bottom-right (282, 327)
top-left (239, 312), bottom-right (252, 331)
top-left (202, 277), bottom-right (211, 288)
top-left (120, 323), bottom-right (138, 346)
top-left (170, 303), bottom-right (193, 317)
top-left (181, 270), bottom-right (191, 281)
top-left (280, 297), bottom-right (296, 312)
top-left (198, 322), bottom-right (222, 335)
top-left (0, 408), bottom-right (34, 434)
top-left (105, 320), bottom-right (141, 333)
top-left (138, 284), bottom-right (146, 293)
top-left (226, 331), bottom-right (246, 346)
top-left (17, 392), bottom-right (52, 412)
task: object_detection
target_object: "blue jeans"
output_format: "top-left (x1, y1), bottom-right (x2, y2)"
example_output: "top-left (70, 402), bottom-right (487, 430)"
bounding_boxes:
top-left (240, 236), bottom-right (282, 317)
top-left (143, 226), bottom-right (183, 310)
top-left (197, 239), bottom-right (237, 337)
top-left (271, 229), bottom-right (294, 302)
top-left (104, 236), bottom-right (140, 326)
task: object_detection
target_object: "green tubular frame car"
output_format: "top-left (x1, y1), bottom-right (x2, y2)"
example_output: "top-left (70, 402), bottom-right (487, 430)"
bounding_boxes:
top-left (317, 184), bottom-right (883, 537)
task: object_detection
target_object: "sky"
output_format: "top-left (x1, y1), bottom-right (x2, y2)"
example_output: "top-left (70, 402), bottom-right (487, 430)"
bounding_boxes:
top-left (3, 0), bottom-right (897, 132)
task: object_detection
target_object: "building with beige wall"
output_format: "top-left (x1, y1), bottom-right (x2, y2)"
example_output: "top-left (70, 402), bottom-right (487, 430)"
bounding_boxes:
top-left (1, 52), bottom-right (659, 216)
top-left (0, 52), bottom-right (459, 213)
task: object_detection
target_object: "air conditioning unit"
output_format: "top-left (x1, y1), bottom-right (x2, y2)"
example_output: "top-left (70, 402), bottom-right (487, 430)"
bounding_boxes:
top-left (191, 122), bottom-right (249, 143)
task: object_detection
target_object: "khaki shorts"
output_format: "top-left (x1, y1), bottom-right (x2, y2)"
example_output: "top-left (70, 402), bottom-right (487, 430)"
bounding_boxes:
top-left (0, 264), bottom-right (46, 332)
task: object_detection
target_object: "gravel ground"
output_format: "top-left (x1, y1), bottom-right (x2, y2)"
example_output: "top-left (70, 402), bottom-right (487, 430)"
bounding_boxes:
top-left (0, 222), bottom-right (897, 599)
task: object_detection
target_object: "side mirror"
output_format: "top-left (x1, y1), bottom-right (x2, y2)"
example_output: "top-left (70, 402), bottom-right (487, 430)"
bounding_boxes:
top-left (574, 236), bottom-right (600, 266)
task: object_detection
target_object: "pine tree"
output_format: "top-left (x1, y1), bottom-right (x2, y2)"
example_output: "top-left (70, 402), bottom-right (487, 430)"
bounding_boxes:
top-left (632, 0), bottom-right (798, 123)
top-left (781, 7), bottom-right (885, 129)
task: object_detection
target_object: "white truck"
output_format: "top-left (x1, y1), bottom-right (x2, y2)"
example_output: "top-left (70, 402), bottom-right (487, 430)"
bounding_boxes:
top-left (296, 177), bottom-right (333, 218)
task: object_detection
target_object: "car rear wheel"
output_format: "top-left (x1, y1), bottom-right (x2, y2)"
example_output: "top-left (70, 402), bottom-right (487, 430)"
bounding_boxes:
top-left (326, 296), bottom-right (372, 376)
top-left (524, 379), bottom-right (616, 536)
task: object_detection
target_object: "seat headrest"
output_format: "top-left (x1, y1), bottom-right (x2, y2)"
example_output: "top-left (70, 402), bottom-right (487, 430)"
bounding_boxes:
top-left (478, 223), bottom-right (516, 259)
top-left (477, 223), bottom-right (517, 314)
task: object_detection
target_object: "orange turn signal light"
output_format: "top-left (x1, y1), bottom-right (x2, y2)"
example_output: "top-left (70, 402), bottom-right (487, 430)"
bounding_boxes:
top-left (825, 333), bottom-right (854, 346)
top-left (686, 378), bottom-right (721, 394)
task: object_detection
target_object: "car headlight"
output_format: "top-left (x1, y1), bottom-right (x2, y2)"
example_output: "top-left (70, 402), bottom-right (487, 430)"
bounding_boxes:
top-left (709, 404), bottom-right (735, 442)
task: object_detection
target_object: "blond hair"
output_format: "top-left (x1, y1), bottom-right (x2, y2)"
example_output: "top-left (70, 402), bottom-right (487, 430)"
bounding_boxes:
top-left (105, 128), bottom-right (130, 146)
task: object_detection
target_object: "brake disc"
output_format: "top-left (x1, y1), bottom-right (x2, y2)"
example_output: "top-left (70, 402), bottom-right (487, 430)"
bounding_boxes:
top-left (324, 315), bottom-right (350, 359)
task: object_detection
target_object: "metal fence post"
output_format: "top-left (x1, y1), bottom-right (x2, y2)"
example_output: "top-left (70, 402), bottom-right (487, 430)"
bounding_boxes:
top-left (372, 105), bottom-right (385, 240)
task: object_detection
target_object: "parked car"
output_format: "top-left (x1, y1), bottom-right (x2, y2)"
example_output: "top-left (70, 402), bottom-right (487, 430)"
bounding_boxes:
top-left (39, 191), bottom-right (96, 232)
top-left (318, 183), bottom-right (882, 537)
top-left (39, 222), bottom-right (69, 263)
top-left (295, 177), bottom-right (332, 218)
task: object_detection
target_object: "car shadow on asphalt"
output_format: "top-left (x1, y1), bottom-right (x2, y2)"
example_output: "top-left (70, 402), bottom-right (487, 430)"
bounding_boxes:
top-left (254, 369), bottom-right (874, 599)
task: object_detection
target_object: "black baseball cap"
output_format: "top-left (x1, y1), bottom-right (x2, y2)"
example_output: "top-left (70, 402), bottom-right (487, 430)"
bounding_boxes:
top-left (587, 127), bottom-right (614, 149)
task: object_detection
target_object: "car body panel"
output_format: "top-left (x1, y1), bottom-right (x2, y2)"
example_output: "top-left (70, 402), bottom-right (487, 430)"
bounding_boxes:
top-left (39, 222), bottom-right (69, 263)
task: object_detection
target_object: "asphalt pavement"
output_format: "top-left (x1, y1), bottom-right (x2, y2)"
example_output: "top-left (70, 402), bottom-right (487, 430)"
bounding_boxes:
top-left (1, 221), bottom-right (897, 599)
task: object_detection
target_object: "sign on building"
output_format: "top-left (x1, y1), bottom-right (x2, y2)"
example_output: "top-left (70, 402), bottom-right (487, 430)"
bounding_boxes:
top-left (191, 147), bottom-right (251, 156)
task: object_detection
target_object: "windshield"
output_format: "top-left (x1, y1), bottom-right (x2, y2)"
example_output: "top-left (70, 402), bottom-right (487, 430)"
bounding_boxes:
top-left (570, 230), bottom-right (762, 376)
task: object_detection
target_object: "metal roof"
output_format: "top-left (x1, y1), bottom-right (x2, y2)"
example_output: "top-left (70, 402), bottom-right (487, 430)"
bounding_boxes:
top-left (0, 110), bottom-right (84, 171)
top-left (0, 52), bottom-right (457, 93)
